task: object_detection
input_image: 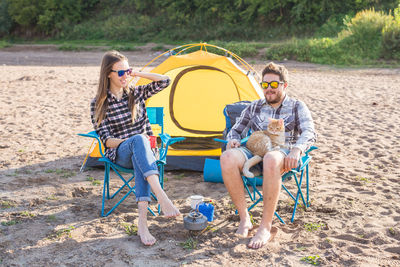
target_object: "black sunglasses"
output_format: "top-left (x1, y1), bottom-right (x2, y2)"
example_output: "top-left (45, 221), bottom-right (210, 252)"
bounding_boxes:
top-left (111, 68), bottom-right (132, 77)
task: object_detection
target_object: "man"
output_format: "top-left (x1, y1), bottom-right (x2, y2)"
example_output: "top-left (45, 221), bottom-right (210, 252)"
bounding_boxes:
top-left (220, 62), bottom-right (316, 249)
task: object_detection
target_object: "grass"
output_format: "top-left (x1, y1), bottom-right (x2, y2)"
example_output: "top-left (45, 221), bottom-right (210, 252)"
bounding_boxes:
top-left (1, 220), bottom-right (18, 226)
top-left (58, 44), bottom-right (94, 51)
top-left (0, 40), bottom-right (11, 48)
top-left (123, 223), bottom-right (138, 236)
top-left (356, 175), bottom-right (371, 183)
top-left (179, 237), bottom-right (198, 250)
top-left (300, 255), bottom-right (321, 265)
top-left (110, 44), bottom-right (139, 51)
top-left (87, 176), bottom-right (101, 186)
top-left (45, 168), bottom-right (75, 178)
top-left (46, 195), bottom-right (58, 200)
top-left (174, 173), bottom-right (185, 180)
top-left (47, 226), bottom-right (75, 240)
top-left (46, 215), bottom-right (57, 222)
top-left (151, 44), bottom-right (167, 51)
top-left (19, 211), bottom-right (35, 218)
top-left (389, 227), bottom-right (396, 235)
top-left (304, 222), bottom-right (325, 232)
top-left (1, 200), bottom-right (16, 209)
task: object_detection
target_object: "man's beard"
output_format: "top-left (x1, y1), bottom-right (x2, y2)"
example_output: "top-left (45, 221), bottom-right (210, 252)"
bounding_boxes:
top-left (265, 91), bottom-right (283, 104)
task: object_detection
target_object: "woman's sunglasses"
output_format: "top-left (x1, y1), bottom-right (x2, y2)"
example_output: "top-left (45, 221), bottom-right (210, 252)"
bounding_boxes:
top-left (260, 81), bottom-right (284, 89)
top-left (111, 68), bottom-right (132, 77)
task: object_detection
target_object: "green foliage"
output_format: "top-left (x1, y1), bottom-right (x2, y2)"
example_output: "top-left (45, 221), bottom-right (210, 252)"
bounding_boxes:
top-left (1, 220), bottom-right (18, 226)
top-left (47, 226), bottom-right (75, 240)
top-left (7, 0), bottom-right (44, 27)
top-left (123, 223), bottom-right (138, 236)
top-left (382, 5), bottom-right (400, 59)
top-left (179, 237), bottom-right (198, 250)
top-left (1, 200), bottom-right (16, 209)
top-left (304, 222), bottom-right (325, 232)
top-left (266, 7), bottom-right (400, 65)
top-left (4, 0), bottom-right (399, 41)
top-left (300, 255), bottom-right (321, 265)
top-left (340, 8), bottom-right (392, 58)
top-left (0, 0), bottom-right (12, 36)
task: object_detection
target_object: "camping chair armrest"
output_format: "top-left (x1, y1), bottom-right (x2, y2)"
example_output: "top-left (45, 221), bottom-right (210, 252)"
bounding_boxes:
top-left (77, 131), bottom-right (106, 158)
top-left (305, 146), bottom-right (318, 156)
top-left (213, 137), bottom-right (249, 145)
top-left (158, 133), bottom-right (185, 160)
top-left (77, 131), bottom-right (99, 140)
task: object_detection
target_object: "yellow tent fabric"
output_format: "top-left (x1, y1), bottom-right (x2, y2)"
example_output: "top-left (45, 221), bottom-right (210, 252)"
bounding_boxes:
top-left (83, 44), bottom-right (263, 171)
top-left (136, 47), bottom-right (262, 160)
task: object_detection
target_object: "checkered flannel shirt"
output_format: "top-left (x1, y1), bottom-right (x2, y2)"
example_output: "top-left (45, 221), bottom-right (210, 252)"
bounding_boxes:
top-left (90, 78), bottom-right (170, 161)
top-left (226, 95), bottom-right (316, 154)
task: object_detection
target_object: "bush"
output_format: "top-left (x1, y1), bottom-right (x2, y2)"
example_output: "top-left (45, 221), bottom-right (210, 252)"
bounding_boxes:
top-left (339, 8), bottom-right (392, 58)
top-left (0, 0), bottom-right (12, 36)
top-left (382, 5), bottom-right (400, 59)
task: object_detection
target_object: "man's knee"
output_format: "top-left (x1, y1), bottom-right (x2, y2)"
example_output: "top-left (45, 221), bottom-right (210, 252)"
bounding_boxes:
top-left (220, 150), bottom-right (243, 169)
top-left (263, 152), bottom-right (284, 170)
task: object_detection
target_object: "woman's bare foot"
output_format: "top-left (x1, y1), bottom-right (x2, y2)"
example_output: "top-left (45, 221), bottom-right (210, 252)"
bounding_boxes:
top-left (248, 227), bottom-right (271, 249)
top-left (138, 225), bottom-right (156, 246)
top-left (146, 175), bottom-right (180, 218)
top-left (236, 217), bottom-right (253, 237)
top-left (137, 201), bottom-right (156, 246)
top-left (159, 197), bottom-right (180, 218)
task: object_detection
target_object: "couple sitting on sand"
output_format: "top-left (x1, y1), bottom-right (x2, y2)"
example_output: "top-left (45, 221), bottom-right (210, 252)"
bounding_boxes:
top-left (90, 51), bottom-right (316, 249)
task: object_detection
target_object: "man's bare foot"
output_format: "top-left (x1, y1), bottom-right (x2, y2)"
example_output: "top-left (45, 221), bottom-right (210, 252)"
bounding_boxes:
top-left (159, 197), bottom-right (181, 218)
top-left (236, 218), bottom-right (253, 237)
top-left (248, 227), bottom-right (271, 249)
top-left (138, 226), bottom-right (156, 246)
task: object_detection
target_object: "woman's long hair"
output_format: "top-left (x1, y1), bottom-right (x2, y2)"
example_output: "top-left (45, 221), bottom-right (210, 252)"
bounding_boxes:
top-left (94, 50), bottom-right (136, 126)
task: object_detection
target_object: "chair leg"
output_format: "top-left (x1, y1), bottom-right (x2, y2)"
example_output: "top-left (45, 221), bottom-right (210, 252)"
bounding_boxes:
top-left (306, 164), bottom-right (310, 207)
top-left (291, 171), bottom-right (308, 222)
top-left (101, 163), bottom-right (111, 217)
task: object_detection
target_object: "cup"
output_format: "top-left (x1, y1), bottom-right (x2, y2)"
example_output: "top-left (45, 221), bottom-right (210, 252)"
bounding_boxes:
top-left (189, 195), bottom-right (204, 210)
top-left (148, 135), bottom-right (157, 149)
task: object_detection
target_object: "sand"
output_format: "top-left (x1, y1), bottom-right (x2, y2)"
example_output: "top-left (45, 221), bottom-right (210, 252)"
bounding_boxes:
top-left (1, 46), bottom-right (400, 266)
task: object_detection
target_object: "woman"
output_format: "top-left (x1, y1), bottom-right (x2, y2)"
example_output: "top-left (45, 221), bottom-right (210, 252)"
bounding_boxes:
top-left (90, 50), bottom-right (180, 246)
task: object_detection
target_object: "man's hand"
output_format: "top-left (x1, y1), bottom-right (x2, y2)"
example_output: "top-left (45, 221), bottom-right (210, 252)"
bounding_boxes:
top-left (283, 147), bottom-right (301, 173)
top-left (227, 139), bottom-right (240, 149)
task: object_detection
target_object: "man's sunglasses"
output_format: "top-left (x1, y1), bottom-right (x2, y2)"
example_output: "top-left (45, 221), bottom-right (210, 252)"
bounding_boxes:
top-left (260, 81), bottom-right (284, 89)
top-left (111, 68), bottom-right (132, 77)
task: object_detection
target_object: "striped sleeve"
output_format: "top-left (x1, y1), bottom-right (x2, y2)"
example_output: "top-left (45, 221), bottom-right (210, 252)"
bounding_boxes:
top-left (226, 104), bottom-right (253, 141)
top-left (134, 78), bottom-right (170, 100)
top-left (293, 100), bottom-right (317, 153)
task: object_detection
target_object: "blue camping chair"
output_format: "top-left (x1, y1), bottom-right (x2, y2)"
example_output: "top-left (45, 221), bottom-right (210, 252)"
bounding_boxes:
top-left (213, 102), bottom-right (317, 224)
top-left (78, 107), bottom-right (184, 217)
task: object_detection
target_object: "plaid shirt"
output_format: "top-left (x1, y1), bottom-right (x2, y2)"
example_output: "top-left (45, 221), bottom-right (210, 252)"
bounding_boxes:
top-left (90, 78), bottom-right (170, 161)
top-left (227, 95), bottom-right (316, 154)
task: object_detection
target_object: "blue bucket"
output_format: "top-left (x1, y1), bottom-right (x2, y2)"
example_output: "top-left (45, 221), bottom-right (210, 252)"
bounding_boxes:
top-left (203, 158), bottom-right (262, 186)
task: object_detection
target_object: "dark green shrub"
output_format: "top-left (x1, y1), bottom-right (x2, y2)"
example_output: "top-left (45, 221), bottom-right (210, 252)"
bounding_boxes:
top-left (0, 0), bottom-right (12, 36)
top-left (382, 5), bottom-right (400, 59)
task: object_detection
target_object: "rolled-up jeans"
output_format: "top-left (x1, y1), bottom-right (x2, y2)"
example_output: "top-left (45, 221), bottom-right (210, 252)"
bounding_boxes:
top-left (115, 134), bottom-right (159, 202)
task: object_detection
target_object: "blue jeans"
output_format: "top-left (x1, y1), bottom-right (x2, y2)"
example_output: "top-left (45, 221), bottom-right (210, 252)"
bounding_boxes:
top-left (115, 134), bottom-right (159, 202)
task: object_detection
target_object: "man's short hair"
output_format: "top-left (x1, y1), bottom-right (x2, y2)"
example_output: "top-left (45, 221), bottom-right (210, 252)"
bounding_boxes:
top-left (262, 62), bottom-right (288, 83)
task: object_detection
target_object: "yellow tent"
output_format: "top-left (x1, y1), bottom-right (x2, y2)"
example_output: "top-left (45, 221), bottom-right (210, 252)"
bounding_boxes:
top-left (136, 43), bottom-right (262, 170)
top-left (82, 43), bottom-right (262, 171)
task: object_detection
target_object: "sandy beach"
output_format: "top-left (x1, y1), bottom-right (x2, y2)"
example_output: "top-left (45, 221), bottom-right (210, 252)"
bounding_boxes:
top-left (1, 45), bottom-right (400, 266)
